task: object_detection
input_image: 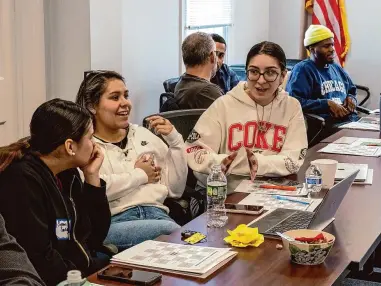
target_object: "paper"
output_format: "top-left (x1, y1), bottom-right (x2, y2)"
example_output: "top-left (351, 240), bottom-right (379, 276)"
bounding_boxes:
top-left (238, 193), bottom-right (322, 212)
top-left (233, 179), bottom-right (308, 197)
top-left (359, 116), bottom-right (380, 125)
top-left (333, 136), bottom-right (359, 144)
top-left (333, 137), bottom-right (381, 147)
top-left (335, 163), bottom-right (368, 182)
top-left (339, 121), bottom-right (380, 131)
top-left (111, 240), bottom-right (236, 275)
top-left (352, 169), bottom-right (373, 185)
top-left (318, 143), bottom-right (381, 157)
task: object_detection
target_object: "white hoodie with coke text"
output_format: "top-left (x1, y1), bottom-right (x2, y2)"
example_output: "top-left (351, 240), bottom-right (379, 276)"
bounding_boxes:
top-left (185, 82), bottom-right (308, 183)
top-left (94, 124), bottom-right (187, 216)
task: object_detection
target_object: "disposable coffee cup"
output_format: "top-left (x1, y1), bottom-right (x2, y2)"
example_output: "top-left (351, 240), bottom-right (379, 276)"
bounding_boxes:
top-left (311, 159), bottom-right (338, 188)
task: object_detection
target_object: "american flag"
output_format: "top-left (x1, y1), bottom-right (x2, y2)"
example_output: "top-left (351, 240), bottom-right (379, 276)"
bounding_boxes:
top-left (305, 0), bottom-right (350, 66)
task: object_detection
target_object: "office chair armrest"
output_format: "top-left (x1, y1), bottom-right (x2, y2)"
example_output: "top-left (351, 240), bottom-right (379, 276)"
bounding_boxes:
top-left (355, 84), bottom-right (371, 106)
top-left (356, 105), bottom-right (371, 115)
top-left (304, 113), bottom-right (326, 126)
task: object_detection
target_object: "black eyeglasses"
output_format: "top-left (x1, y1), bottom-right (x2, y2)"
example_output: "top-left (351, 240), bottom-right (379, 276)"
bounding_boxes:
top-left (246, 69), bottom-right (280, 82)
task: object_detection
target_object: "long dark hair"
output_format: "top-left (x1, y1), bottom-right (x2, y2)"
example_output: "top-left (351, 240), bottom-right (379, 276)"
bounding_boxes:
top-left (0, 99), bottom-right (92, 172)
top-left (245, 41), bottom-right (287, 71)
top-left (76, 70), bottom-right (125, 115)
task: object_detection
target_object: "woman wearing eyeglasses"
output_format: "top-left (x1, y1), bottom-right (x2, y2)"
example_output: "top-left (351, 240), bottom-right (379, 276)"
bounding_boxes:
top-left (76, 71), bottom-right (187, 251)
top-left (185, 41), bottom-right (308, 188)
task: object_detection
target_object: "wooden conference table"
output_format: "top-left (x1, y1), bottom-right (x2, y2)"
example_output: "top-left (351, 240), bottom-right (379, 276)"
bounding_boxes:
top-left (89, 128), bottom-right (381, 286)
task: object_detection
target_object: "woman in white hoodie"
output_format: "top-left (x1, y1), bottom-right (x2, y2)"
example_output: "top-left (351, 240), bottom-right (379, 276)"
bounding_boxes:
top-left (76, 71), bottom-right (187, 250)
top-left (186, 41), bottom-right (308, 190)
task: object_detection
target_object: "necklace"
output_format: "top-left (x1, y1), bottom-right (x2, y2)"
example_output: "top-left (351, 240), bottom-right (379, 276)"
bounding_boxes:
top-left (254, 101), bottom-right (273, 132)
top-left (244, 82), bottom-right (276, 132)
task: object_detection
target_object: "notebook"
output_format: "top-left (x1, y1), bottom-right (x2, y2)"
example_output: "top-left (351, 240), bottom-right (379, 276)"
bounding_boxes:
top-left (335, 163), bottom-right (368, 182)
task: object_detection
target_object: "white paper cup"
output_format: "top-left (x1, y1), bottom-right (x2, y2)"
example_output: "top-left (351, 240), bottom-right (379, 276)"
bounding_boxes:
top-left (311, 159), bottom-right (338, 188)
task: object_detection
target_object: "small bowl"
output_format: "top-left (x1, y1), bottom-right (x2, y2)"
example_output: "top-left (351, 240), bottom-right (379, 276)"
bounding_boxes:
top-left (281, 229), bottom-right (335, 265)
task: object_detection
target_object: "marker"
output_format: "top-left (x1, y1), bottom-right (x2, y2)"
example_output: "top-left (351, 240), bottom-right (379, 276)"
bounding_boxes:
top-left (273, 195), bottom-right (310, 205)
top-left (259, 184), bottom-right (296, 191)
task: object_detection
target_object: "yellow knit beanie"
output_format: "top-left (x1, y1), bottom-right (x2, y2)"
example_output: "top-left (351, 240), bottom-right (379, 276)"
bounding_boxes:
top-left (304, 25), bottom-right (334, 47)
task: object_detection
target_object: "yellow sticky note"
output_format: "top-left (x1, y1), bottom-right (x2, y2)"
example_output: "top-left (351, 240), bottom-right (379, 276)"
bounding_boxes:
top-left (184, 232), bottom-right (206, 244)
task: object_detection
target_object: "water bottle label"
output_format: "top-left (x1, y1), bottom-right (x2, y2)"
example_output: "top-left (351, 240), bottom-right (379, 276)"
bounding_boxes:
top-left (207, 185), bottom-right (227, 197)
top-left (306, 177), bottom-right (322, 185)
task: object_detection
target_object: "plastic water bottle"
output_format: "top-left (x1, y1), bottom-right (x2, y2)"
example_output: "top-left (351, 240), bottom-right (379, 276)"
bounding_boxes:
top-left (57, 270), bottom-right (91, 286)
top-left (206, 165), bottom-right (228, 228)
top-left (305, 164), bottom-right (323, 193)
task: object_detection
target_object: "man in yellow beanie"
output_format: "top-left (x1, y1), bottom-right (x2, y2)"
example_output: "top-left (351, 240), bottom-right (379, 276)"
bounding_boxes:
top-left (285, 24), bottom-right (358, 144)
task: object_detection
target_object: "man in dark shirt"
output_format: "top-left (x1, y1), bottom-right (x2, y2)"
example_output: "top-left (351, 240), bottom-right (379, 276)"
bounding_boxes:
top-left (175, 32), bottom-right (223, 109)
top-left (0, 213), bottom-right (45, 285)
top-left (210, 34), bottom-right (239, 94)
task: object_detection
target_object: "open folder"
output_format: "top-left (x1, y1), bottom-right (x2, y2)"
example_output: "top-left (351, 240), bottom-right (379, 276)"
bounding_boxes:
top-left (111, 240), bottom-right (237, 279)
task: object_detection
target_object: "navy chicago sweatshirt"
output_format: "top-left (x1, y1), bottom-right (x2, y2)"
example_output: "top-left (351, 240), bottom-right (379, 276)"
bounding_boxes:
top-left (286, 59), bottom-right (357, 121)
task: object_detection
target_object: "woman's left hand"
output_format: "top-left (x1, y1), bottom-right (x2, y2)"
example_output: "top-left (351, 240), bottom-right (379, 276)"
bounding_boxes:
top-left (146, 116), bottom-right (173, 136)
top-left (81, 143), bottom-right (104, 187)
top-left (245, 148), bottom-right (258, 181)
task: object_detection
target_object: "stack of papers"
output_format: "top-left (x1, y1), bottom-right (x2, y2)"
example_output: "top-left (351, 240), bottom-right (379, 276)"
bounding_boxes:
top-left (111, 240), bottom-right (237, 278)
top-left (319, 137), bottom-right (381, 157)
top-left (340, 116), bottom-right (380, 131)
top-left (319, 144), bottom-right (381, 157)
top-left (233, 179), bottom-right (308, 197)
top-left (335, 163), bottom-right (373, 185)
top-left (238, 193), bottom-right (322, 212)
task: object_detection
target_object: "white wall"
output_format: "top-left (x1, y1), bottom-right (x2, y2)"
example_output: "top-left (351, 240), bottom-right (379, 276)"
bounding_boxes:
top-left (44, 0), bottom-right (91, 101)
top-left (344, 0), bottom-right (381, 108)
top-left (269, 0), bottom-right (305, 59)
top-left (121, 0), bottom-right (181, 124)
top-left (0, 0), bottom-right (19, 144)
top-left (0, 0), bottom-right (47, 144)
top-left (229, 0), bottom-right (269, 65)
top-left (90, 0), bottom-right (123, 73)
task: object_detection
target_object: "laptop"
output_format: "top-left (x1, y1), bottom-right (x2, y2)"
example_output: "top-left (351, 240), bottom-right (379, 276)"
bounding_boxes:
top-left (335, 163), bottom-right (368, 182)
top-left (248, 170), bottom-right (359, 238)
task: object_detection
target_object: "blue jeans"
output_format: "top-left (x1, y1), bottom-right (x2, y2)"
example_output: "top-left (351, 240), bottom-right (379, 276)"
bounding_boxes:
top-left (105, 206), bottom-right (180, 251)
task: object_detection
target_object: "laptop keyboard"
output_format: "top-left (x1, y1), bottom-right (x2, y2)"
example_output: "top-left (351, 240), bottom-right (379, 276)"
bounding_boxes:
top-left (265, 211), bottom-right (315, 235)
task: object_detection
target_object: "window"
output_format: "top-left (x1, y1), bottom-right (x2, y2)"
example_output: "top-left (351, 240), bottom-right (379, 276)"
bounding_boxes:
top-left (184, 0), bottom-right (232, 62)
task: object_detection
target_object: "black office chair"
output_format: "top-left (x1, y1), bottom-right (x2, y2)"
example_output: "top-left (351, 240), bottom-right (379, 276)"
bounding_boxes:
top-left (163, 77), bottom-right (180, 93)
top-left (159, 92), bottom-right (174, 108)
top-left (159, 92), bottom-right (180, 112)
top-left (142, 109), bottom-right (206, 226)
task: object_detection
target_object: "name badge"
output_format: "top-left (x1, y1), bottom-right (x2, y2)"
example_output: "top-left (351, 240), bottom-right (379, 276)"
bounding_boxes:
top-left (332, 97), bottom-right (342, 105)
top-left (56, 219), bottom-right (71, 240)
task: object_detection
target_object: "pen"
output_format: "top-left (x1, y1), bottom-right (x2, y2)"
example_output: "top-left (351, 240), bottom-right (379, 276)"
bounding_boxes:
top-left (259, 184), bottom-right (297, 191)
top-left (272, 195), bottom-right (310, 205)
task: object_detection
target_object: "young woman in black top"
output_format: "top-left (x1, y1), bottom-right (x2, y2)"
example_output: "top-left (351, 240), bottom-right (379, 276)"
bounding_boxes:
top-left (0, 99), bottom-right (110, 286)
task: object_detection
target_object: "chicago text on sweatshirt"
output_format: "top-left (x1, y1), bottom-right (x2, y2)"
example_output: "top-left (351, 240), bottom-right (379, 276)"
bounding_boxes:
top-left (286, 59), bottom-right (357, 120)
